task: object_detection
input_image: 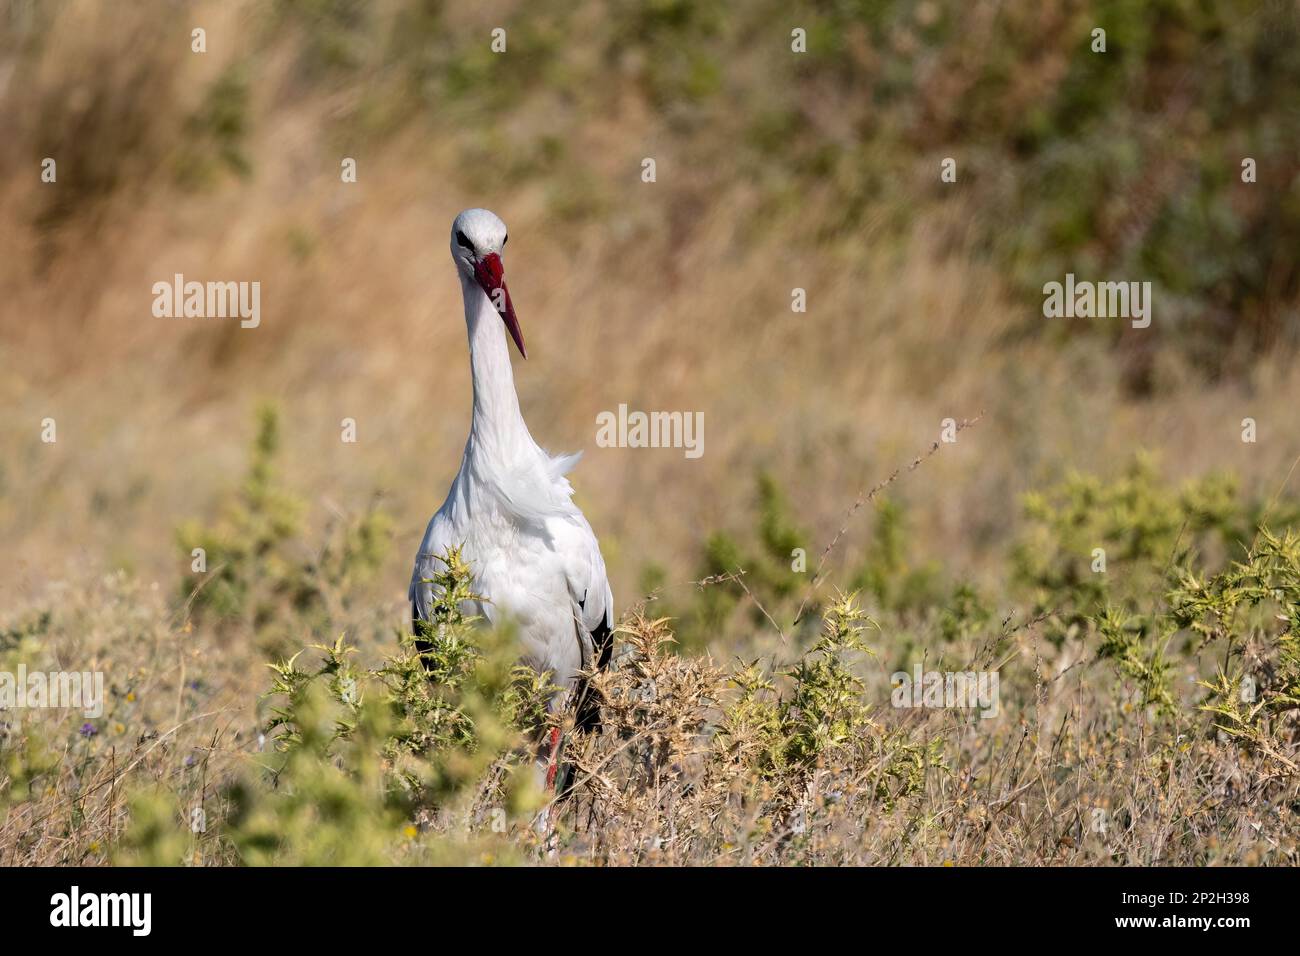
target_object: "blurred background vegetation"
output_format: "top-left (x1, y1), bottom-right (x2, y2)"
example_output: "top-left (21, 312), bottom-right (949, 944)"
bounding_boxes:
top-left (3, 0), bottom-right (1299, 603)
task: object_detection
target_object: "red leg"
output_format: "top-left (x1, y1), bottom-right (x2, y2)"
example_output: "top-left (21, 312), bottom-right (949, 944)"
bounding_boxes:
top-left (543, 726), bottom-right (562, 792)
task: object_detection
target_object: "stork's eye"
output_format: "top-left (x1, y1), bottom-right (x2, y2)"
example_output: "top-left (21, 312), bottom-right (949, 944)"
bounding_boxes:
top-left (502, 233), bottom-right (507, 247)
top-left (455, 229), bottom-right (473, 250)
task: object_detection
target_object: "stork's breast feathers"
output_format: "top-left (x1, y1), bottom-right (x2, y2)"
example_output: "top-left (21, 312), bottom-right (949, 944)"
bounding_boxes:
top-left (548, 450), bottom-right (583, 476)
top-left (483, 449), bottom-right (584, 524)
top-left (411, 447), bottom-right (613, 690)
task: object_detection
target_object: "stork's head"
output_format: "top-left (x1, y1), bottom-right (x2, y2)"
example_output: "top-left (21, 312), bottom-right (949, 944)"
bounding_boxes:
top-left (450, 208), bottom-right (525, 359)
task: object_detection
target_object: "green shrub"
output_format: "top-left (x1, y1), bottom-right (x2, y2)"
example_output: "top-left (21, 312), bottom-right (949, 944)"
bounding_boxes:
top-left (176, 405), bottom-right (392, 654)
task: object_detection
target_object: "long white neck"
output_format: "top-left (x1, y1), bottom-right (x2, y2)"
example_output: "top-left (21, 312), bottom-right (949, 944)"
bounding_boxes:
top-left (461, 272), bottom-right (532, 463)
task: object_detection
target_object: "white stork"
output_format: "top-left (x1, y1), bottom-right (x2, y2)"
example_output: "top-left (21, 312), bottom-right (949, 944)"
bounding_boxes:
top-left (409, 208), bottom-right (615, 800)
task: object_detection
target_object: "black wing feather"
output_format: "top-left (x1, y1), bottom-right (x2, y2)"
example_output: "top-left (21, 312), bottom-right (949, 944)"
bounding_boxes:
top-left (572, 599), bottom-right (614, 734)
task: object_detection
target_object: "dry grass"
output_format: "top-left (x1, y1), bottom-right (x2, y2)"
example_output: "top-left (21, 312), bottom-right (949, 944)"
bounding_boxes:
top-left (5, 562), bottom-right (1296, 866)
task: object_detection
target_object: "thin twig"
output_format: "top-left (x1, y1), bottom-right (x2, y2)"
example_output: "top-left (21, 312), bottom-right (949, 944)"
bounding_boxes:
top-left (692, 569), bottom-right (788, 644)
top-left (792, 413), bottom-right (983, 626)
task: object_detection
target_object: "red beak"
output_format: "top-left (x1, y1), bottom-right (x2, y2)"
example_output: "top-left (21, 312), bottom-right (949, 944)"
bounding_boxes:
top-left (472, 253), bottom-right (526, 359)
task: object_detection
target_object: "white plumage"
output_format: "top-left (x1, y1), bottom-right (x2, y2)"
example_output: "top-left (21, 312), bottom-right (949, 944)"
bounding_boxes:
top-left (409, 208), bottom-right (614, 791)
